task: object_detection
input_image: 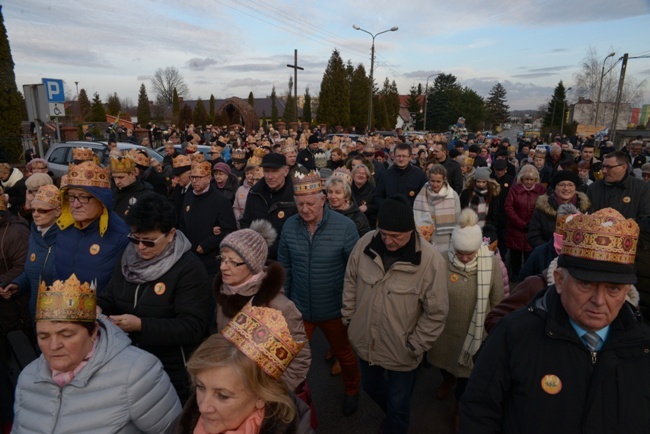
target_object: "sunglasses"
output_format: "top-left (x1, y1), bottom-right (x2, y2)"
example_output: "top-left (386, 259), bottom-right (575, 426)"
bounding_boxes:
top-left (127, 233), bottom-right (167, 248)
top-left (32, 208), bottom-right (57, 215)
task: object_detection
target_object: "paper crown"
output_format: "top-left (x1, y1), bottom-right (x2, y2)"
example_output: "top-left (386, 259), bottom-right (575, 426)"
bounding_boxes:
top-left (72, 147), bottom-right (95, 162)
top-left (66, 161), bottom-right (110, 188)
top-left (210, 144), bottom-right (222, 154)
top-left (221, 305), bottom-right (305, 380)
top-left (35, 274), bottom-right (97, 322)
top-left (534, 149), bottom-right (547, 158)
top-left (231, 148), bottom-right (247, 161)
top-left (293, 171), bottom-right (322, 196)
top-left (363, 144), bottom-right (374, 154)
top-left (554, 212), bottom-right (578, 236)
top-left (314, 152), bottom-right (327, 169)
top-left (247, 148), bottom-right (265, 168)
top-left (172, 154), bottom-right (192, 168)
top-left (190, 161), bottom-right (212, 177)
top-left (281, 141), bottom-right (296, 154)
top-left (561, 208), bottom-right (639, 265)
top-left (331, 167), bottom-right (352, 185)
top-left (0, 188), bottom-right (5, 211)
top-left (129, 150), bottom-right (150, 167)
top-left (190, 152), bottom-right (205, 163)
top-left (110, 153), bottom-right (136, 174)
top-left (186, 143), bottom-right (198, 153)
top-left (33, 184), bottom-right (61, 208)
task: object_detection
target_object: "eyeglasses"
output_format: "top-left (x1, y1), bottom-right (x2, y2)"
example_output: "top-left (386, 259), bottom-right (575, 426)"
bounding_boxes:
top-left (216, 255), bottom-right (246, 268)
top-left (556, 182), bottom-right (576, 189)
top-left (32, 208), bottom-right (57, 215)
top-left (601, 163), bottom-right (625, 170)
top-left (127, 233), bottom-right (167, 248)
top-left (67, 194), bottom-right (94, 204)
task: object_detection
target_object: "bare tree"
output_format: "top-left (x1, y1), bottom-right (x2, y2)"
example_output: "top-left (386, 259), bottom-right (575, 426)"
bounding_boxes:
top-left (150, 66), bottom-right (190, 107)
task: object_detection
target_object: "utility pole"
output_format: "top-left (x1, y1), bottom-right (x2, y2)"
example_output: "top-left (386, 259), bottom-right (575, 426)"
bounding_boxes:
top-left (286, 49), bottom-right (303, 123)
top-left (610, 53), bottom-right (628, 143)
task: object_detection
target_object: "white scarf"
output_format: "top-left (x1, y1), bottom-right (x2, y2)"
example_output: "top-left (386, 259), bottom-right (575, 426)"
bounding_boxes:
top-left (449, 244), bottom-right (493, 368)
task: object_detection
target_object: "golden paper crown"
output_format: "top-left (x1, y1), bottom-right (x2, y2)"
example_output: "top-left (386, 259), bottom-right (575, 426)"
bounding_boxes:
top-left (190, 152), bottom-right (205, 163)
top-left (314, 153), bottom-right (327, 169)
top-left (67, 161), bottom-right (110, 188)
top-left (534, 149), bottom-right (547, 158)
top-left (129, 149), bottom-right (150, 167)
top-left (210, 144), bottom-right (222, 154)
top-left (363, 144), bottom-right (374, 154)
top-left (35, 274), bottom-right (97, 322)
top-left (462, 156), bottom-right (475, 168)
top-left (232, 149), bottom-right (247, 161)
top-left (247, 156), bottom-right (263, 168)
top-left (110, 154), bottom-right (136, 174)
top-left (190, 161), bottom-right (212, 177)
top-left (293, 171), bottom-right (322, 196)
top-left (253, 148), bottom-right (265, 159)
top-left (186, 143), bottom-right (198, 153)
top-left (172, 154), bottom-right (191, 168)
top-left (331, 167), bottom-right (352, 185)
top-left (218, 136), bottom-right (229, 145)
top-left (221, 305), bottom-right (305, 380)
top-left (507, 146), bottom-right (516, 153)
top-left (72, 147), bottom-right (95, 162)
top-left (33, 184), bottom-right (61, 208)
top-left (281, 142), bottom-right (296, 154)
top-left (562, 208), bottom-right (639, 265)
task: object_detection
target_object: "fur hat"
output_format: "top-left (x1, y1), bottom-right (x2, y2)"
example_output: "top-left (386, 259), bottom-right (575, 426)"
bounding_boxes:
top-left (451, 208), bottom-right (483, 253)
top-left (220, 220), bottom-right (277, 274)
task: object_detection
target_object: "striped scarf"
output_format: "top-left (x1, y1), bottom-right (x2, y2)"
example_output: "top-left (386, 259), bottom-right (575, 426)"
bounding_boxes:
top-left (449, 244), bottom-right (493, 368)
top-left (413, 183), bottom-right (458, 241)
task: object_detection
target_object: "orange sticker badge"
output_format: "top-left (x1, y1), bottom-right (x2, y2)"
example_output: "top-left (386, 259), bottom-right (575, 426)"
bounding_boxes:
top-left (30, 253), bottom-right (36, 262)
top-left (278, 211), bottom-right (285, 219)
top-left (89, 244), bottom-right (101, 255)
top-left (623, 196), bottom-right (631, 203)
top-left (450, 274), bottom-right (459, 283)
top-left (541, 374), bottom-right (562, 395)
top-left (186, 205), bottom-right (190, 212)
top-left (409, 191), bottom-right (415, 197)
top-left (154, 282), bottom-right (166, 295)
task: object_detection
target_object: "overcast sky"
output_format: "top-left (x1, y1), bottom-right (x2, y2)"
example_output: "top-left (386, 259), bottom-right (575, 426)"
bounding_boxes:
top-left (4, 0), bottom-right (650, 111)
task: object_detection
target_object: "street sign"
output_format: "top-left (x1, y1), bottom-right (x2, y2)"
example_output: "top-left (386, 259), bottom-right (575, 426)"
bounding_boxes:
top-left (42, 78), bottom-right (65, 103)
top-left (49, 102), bottom-right (66, 117)
top-left (23, 84), bottom-right (50, 123)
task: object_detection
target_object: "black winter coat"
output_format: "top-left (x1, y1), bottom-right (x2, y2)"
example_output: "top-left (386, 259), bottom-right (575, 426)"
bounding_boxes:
top-left (351, 181), bottom-right (377, 229)
top-left (527, 192), bottom-right (590, 248)
top-left (373, 164), bottom-right (427, 209)
top-left (98, 249), bottom-right (213, 403)
top-left (331, 203), bottom-right (370, 237)
top-left (112, 179), bottom-right (153, 219)
top-left (462, 287), bottom-right (650, 434)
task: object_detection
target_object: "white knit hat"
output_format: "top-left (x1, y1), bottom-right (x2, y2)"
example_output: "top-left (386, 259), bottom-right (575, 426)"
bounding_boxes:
top-left (451, 208), bottom-right (483, 252)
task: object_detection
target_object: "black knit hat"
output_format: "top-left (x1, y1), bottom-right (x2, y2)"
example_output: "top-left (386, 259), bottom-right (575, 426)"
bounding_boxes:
top-left (377, 195), bottom-right (415, 232)
top-left (550, 170), bottom-right (581, 189)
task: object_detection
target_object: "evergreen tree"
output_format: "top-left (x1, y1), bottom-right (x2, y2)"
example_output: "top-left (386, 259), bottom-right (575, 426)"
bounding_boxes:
top-left (137, 83), bottom-right (151, 125)
top-left (485, 82), bottom-right (510, 129)
top-left (209, 94), bottom-right (216, 121)
top-left (283, 76), bottom-right (296, 123)
top-left (172, 88), bottom-right (180, 126)
top-left (248, 91), bottom-right (255, 108)
top-left (0, 6), bottom-right (22, 162)
top-left (426, 74), bottom-right (461, 131)
top-left (89, 92), bottom-right (107, 122)
top-left (407, 85), bottom-right (423, 130)
top-left (151, 95), bottom-right (166, 123)
top-left (317, 49), bottom-right (350, 127)
top-left (349, 64), bottom-right (370, 129)
top-left (77, 88), bottom-right (92, 122)
top-left (543, 81), bottom-right (568, 137)
top-left (193, 97), bottom-right (208, 127)
top-left (303, 87), bottom-right (312, 127)
top-left (270, 86), bottom-right (279, 125)
top-left (106, 92), bottom-right (121, 116)
top-left (180, 103), bottom-right (193, 127)
top-left (261, 110), bottom-right (268, 130)
top-left (345, 60), bottom-right (354, 87)
top-left (384, 79), bottom-right (400, 129)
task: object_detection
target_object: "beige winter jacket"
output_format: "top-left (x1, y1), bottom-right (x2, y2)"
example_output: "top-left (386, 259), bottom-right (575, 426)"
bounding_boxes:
top-left (342, 231), bottom-right (449, 371)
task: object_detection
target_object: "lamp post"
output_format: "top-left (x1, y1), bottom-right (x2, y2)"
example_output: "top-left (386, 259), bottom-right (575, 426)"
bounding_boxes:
top-left (423, 73), bottom-right (440, 132)
top-left (560, 87), bottom-right (572, 137)
top-left (74, 81), bottom-right (79, 121)
top-left (594, 52), bottom-right (615, 127)
top-left (353, 24), bottom-right (398, 132)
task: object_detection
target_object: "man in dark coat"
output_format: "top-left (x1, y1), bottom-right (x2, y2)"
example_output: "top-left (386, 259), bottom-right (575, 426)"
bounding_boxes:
top-left (491, 159), bottom-right (514, 258)
top-left (432, 144), bottom-right (463, 195)
top-left (169, 154), bottom-right (192, 223)
top-left (374, 143), bottom-right (427, 209)
top-left (132, 150), bottom-right (167, 196)
top-left (297, 135), bottom-right (325, 171)
top-left (111, 155), bottom-right (152, 219)
top-left (178, 161), bottom-right (237, 279)
top-left (461, 208), bottom-right (650, 434)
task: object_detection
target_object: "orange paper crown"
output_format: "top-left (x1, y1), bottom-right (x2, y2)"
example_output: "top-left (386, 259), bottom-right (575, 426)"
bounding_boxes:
top-left (72, 147), bottom-right (95, 162)
top-left (281, 141), bottom-right (296, 154)
top-left (555, 212), bottom-right (578, 236)
top-left (314, 153), bottom-right (327, 169)
top-left (190, 161), bottom-right (212, 177)
top-left (190, 152), bottom-right (205, 163)
top-left (172, 154), bottom-right (191, 168)
top-left (562, 208), bottom-right (639, 265)
top-left (35, 274), bottom-right (97, 322)
top-left (293, 171), bottom-right (322, 196)
top-left (210, 144), bottom-right (222, 154)
top-left (221, 305), bottom-right (305, 380)
top-left (66, 161), bottom-right (110, 188)
top-left (186, 143), bottom-right (198, 153)
top-left (110, 153), bottom-right (136, 174)
top-left (231, 148), bottom-right (247, 161)
top-left (331, 167), bottom-right (352, 185)
top-left (129, 149), bottom-right (150, 167)
top-left (33, 184), bottom-right (61, 208)
top-left (363, 144), bottom-right (374, 154)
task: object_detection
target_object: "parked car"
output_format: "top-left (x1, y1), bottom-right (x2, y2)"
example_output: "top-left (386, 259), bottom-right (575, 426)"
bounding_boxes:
top-left (155, 144), bottom-right (212, 160)
top-left (45, 141), bottom-right (163, 178)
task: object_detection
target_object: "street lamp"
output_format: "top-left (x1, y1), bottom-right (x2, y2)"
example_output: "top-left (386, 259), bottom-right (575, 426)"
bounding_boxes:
top-left (423, 73), bottom-right (440, 132)
top-left (353, 24), bottom-right (399, 132)
top-left (594, 52), bottom-right (615, 127)
top-left (560, 87), bottom-right (572, 136)
top-left (74, 81), bottom-right (79, 121)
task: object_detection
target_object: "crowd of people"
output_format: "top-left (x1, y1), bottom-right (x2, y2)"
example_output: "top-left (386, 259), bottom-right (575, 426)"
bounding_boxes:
top-left (1, 121), bottom-right (650, 434)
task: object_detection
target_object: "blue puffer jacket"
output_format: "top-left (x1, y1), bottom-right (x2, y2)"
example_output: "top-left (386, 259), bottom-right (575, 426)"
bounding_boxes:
top-left (13, 222), bottom-right (59, 318)
top-left (278, 206), bottom-right (359, 322)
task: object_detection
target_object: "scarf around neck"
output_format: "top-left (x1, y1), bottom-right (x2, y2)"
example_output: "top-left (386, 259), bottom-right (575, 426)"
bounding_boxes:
top-left (51, 331), bottom-right (99, 387)
top-left (221, 270), bottom-right (266, 297)
top-left (121, 230), bottom-right (192, 284)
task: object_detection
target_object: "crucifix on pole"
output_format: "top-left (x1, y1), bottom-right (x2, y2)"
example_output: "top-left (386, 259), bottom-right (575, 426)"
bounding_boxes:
top-left (287, 49), bottom-right (304, 124)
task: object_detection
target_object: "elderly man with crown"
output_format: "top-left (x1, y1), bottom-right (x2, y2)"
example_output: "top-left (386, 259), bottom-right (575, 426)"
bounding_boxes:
top-left (54, 161), bottom-right (129, 294)
top-left (11, 274), bottom-right (181, 433)
top-left (461, 208), bottom-right (650, 434)
top-left (111, 151), bottom-right (153, 219)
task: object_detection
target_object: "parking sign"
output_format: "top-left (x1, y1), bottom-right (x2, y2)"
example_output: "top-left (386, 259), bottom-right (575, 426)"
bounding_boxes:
top-left (42, 78), bottom-right (66, 117)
